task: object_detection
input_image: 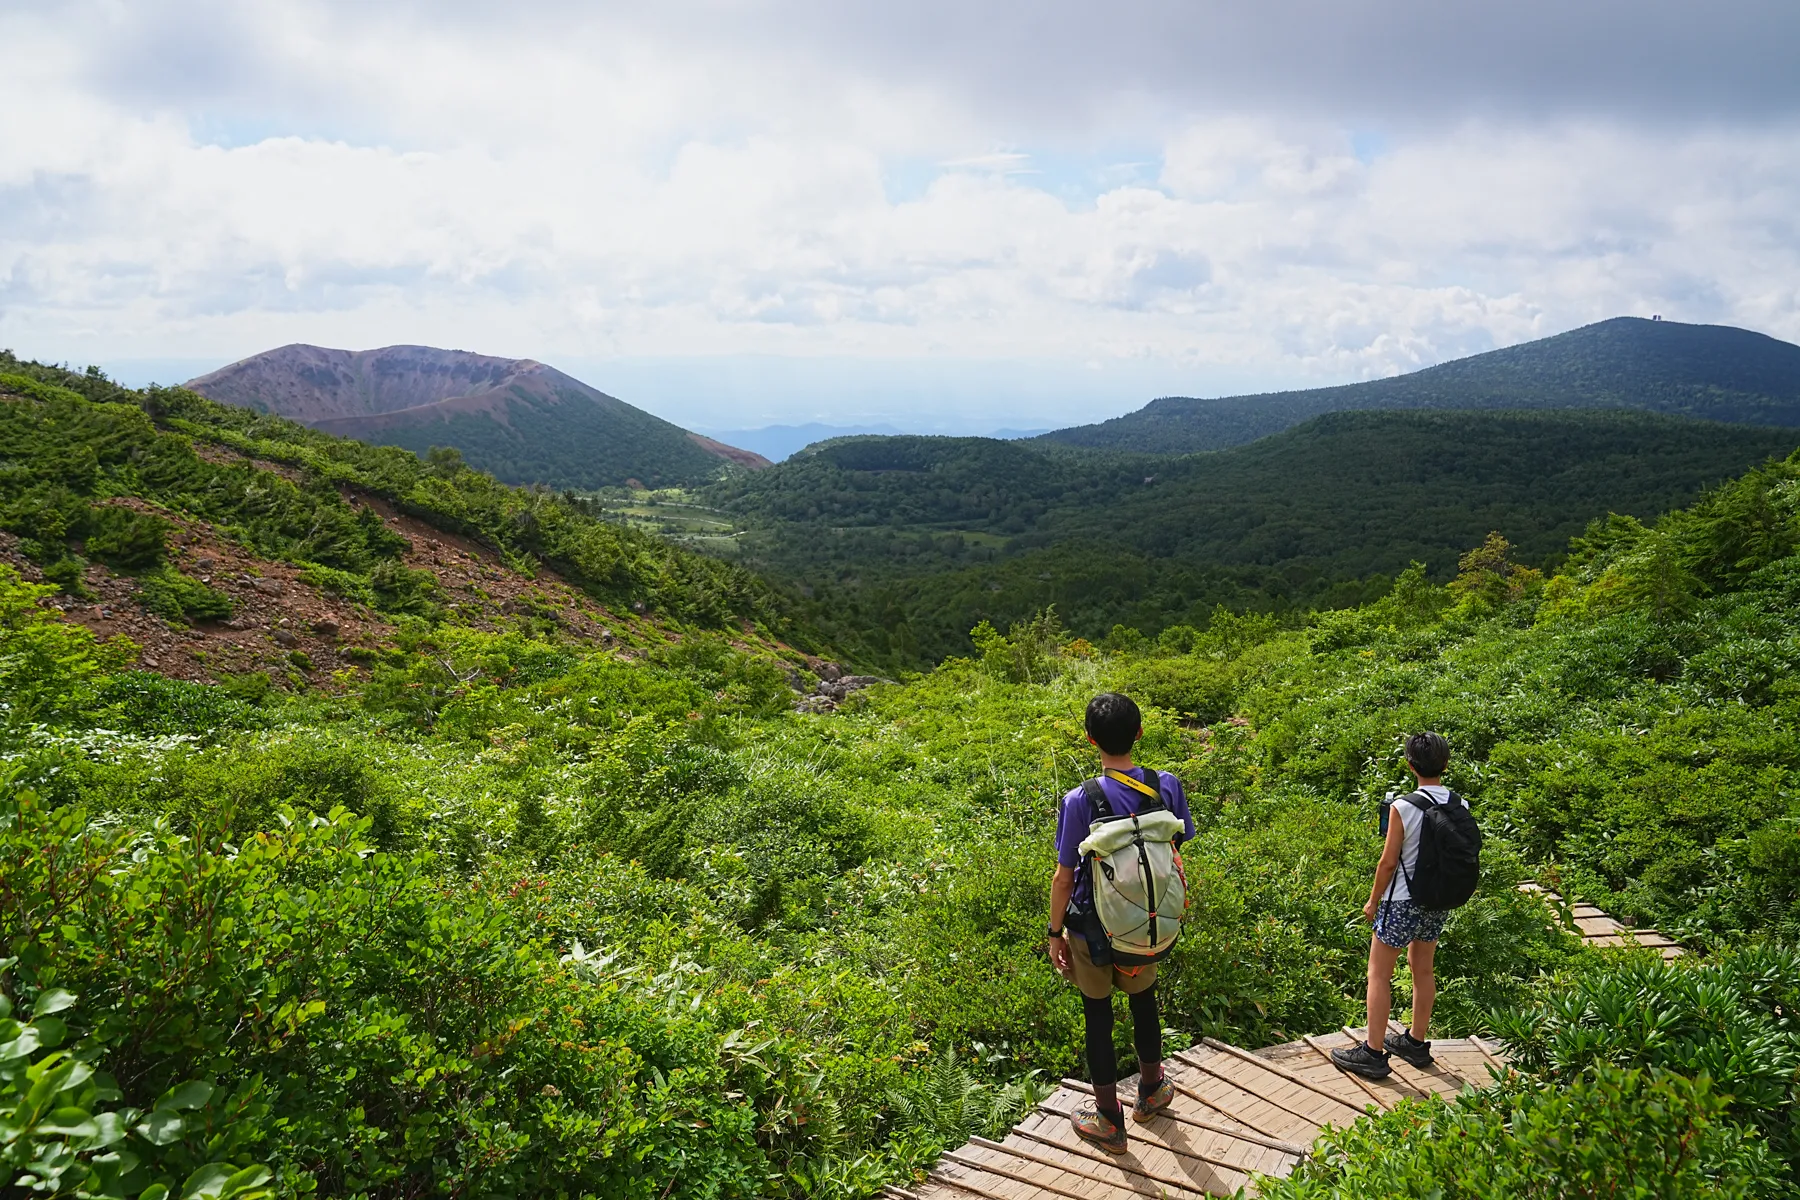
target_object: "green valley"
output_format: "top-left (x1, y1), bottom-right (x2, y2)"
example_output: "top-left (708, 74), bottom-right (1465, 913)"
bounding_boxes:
top-left (700, 409), bottom-right (1800, 670)
top-left (1, 355), bottom-right (1797, 1197)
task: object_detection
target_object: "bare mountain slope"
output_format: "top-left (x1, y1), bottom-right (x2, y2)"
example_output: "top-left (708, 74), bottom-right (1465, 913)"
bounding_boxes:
top-left (187, 344), bottom-right (769, 489)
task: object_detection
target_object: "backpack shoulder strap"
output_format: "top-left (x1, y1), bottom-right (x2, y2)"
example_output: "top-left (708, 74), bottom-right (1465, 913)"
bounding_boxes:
top-left (1102, 768), bottom-right (1168, 813)
top-left (1403, 790), bottom-right (1435, 812)
top-left (1081, 777), bottom-right (1112, 820)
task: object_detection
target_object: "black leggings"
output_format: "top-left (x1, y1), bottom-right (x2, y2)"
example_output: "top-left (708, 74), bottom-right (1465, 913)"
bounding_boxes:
top-left (1083, 983), bottom-right (1162, 1088)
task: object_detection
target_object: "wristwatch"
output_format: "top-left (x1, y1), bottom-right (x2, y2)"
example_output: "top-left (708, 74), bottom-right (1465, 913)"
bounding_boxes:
top-left (1047, 924), bottom-right (1065, 938)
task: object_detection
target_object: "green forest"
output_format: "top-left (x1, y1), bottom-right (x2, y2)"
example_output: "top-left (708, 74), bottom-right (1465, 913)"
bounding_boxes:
top-left (347, 380), bottom-right (743, 492)
top-left (1, 357), bottom-right (1798, 1197)
top-left (701, 410), bottom-right (1800, 669)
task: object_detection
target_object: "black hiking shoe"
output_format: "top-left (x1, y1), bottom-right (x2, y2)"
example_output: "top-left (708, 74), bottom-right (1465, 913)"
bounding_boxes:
top-left (1385, 1029), bottom-right (1434, 1068)
top-left (1330, 1041), bottom-right (1392, 1080)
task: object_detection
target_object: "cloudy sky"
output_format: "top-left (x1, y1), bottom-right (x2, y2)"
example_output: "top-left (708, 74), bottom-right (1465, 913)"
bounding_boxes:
top-left (4, 0), bottom-right (1799, 431)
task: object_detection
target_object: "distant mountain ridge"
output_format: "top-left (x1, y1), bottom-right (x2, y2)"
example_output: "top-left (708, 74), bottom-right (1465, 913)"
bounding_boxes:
top-left (1039, 317), bottom-right (1800, 453)
top-left (186, 344), bottom-right (769, 489)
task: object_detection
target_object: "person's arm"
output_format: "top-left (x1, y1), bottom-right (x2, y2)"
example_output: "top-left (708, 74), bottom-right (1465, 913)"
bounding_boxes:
top-left (1364, 809), bottom-right (1405, 921)
top-left (1048, 865), bottom-right (1075, 977)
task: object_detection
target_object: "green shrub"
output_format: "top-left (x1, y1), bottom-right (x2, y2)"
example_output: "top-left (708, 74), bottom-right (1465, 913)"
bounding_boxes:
top-left (91, 672), bottom-right (263, 739)
top-left (0, 965), bottom-right (274, 1200)
top-left (1265, 1067), bottom-right (1779, 1199)
top-left (82, 506), bottom-right (171, 572)
top-left (135, 568), bottom-right (234, 624)
top-left (0, 790), bottom-right (778, 1199)
top-left (0, 566), bottom-right (132, 728)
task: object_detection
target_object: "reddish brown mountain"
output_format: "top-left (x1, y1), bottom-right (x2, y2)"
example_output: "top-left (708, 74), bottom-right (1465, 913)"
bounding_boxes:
top-left (186, 344), bottom-right (768, 488)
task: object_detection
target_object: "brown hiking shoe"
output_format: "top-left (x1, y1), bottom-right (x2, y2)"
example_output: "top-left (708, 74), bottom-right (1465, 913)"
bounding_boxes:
top-left (1071, 1104), bottom-right (1127, 1153)
top-left (1132, 1077), bottom-right (1175, 1122)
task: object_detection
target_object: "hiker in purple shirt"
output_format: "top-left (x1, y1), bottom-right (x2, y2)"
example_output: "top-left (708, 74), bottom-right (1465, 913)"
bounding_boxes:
top-left (1046, 692), bottom-right (1196, 1154)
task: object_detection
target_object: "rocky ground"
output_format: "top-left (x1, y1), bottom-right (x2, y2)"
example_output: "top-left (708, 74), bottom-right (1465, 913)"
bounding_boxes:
top-left (3, 492), bottom-right (660, 690)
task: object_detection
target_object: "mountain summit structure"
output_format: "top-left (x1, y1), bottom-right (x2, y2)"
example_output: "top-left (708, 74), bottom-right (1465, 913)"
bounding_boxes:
top-left (186, 344), bottom-right (769, 489)
top-left (1039, 317), bottom-right (1800, 454)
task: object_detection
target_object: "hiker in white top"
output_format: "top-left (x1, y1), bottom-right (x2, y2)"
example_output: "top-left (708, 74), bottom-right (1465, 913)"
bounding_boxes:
top-left (1332, 732), bottom-right (1458, 1081)
top-left (1384, 781), bottom-right (1454, 903)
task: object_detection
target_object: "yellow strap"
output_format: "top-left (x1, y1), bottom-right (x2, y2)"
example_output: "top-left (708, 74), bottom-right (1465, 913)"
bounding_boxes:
top-left (1103, 768), bottom-right (1160, 799)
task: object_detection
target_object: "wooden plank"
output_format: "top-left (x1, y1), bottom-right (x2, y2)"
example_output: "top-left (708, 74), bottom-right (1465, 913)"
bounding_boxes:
top-left (924, 1168), bottom-right (1015, 1200)
top-left (1323, 1029), bottom-right (1430, 1100)
top-left (979, 1134), bottom-right (1218, 1200)
top-left (1023, 1118), bottom-right (1254, 1199)
top-left (1166, 1071), bottom-right (1307, 1141)
top-left (1034, 1095), bottom-right (1269, 1187)
top-left (1054, 1079), bottom-right (1295, 1153)
top-left (1050, 1083), bottom-right (1307, 1156)
top-left (1199, 1038), bottom-right (1369, 1118)
top-left (1175, 1050), bottom-right (1329, 1133)
top-left (946, 1147), bottom-right (1116, 1200)
top-left (1301, 1033), bottom-right (1394, 1110)
top-left (937, 1159), bottom-right (1052, 1200)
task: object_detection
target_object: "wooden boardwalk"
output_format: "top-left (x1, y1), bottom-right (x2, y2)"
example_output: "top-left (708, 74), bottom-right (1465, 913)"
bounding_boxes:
top-left (893, 890), bottom-right (1679, 1200)
top-left (1520, 884), bottom-right (1683, 959)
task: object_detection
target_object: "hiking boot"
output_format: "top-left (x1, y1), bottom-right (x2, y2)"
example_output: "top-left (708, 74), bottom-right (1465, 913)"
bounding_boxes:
top-left (1132, 1076), bottom-right (1175, 1122)
top-left (1385, 1029), bottom-right (1434, 1068)
top-left (1330, 1041), bottom-right (1392, 1080)
top-left (1071, 1104), bottom-right (1128, 1154)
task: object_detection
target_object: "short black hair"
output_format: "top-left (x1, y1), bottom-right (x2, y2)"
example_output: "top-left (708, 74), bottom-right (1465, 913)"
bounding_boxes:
top-left (1405, 731), bottom-right (1451, 777)
top-left (1086, 693), bottom-right (1143, 755)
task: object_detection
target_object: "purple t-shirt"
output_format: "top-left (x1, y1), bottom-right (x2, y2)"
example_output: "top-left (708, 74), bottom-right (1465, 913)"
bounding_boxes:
top-left (1056, 768), bottom-right (1196, 912)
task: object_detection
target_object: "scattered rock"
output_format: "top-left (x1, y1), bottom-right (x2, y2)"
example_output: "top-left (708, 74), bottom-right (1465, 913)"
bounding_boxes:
top-left (252, 577), bottom-right (286, 596)
top-left (272, 629), bottom-right (300, 648)
top-left (815, 674), bottom-right (888, 703)
top-left (816, 662), bottom-right (845, 682)
top-left (224, 618), bottom-right (249, 631)
top-left (195, 556), bottom-right (215, 570)
top-left (311, 619), bottom-right (340, 639)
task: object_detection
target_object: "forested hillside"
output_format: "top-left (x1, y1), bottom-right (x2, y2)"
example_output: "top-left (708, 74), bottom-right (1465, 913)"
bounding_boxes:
top-left (2, 354), bottom-right (1797, 1197)
top-left (0, 353), bottom-right (791, 656)
top-left (704, 409), bottom-right (1800, 669)
top-left (1041, 317), bottom-right (1800, 453)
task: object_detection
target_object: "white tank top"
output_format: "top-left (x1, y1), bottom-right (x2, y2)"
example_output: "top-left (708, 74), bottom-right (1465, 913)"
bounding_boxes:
top-left (1388, 785), bottom-right (1457, 903)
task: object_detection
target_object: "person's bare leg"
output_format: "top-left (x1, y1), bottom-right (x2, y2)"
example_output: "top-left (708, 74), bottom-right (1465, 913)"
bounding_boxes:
top-left (1407, 940), bottom-right (1437, 1042)
top-left (1365, 935), bottom-right (1403, 1050)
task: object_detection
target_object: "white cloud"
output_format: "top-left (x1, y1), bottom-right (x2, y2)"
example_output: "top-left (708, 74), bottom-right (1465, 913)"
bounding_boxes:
top-left (2, 0), bottom-right (1799, 425)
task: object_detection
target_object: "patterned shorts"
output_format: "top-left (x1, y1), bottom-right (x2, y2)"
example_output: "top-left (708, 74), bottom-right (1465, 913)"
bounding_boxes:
top-left (1374, 897), bottom-right (1449, 949)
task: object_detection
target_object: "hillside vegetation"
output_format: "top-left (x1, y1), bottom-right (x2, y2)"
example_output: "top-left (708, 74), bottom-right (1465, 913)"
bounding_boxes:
top-left (186, 344), bottom-right (765, 490)
top-left (704, 409), bottom-right (1800, 670)
top-left (0, 353), bottom-right (790, 643)
top-left (1041, 317), bottom-right (1800, 453)
top-left (2, 352), bottom-right (1797, 1196)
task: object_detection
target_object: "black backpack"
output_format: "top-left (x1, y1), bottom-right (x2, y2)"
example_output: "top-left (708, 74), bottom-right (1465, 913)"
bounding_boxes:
top-left (1399, 791), bottom-right (1481, 911)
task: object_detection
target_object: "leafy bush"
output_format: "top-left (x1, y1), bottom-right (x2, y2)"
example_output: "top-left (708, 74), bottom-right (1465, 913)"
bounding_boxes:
top-left (135, 569), bottom-right (234, 624)
top-left (81, 506), bottom-right (172, 572)
top-left (1261, 1066), bottom-right (1779, 1199)
top-left (91, 672), bottom-right (264, 739)
top-left (0, 966), bottom-right (274, 1200)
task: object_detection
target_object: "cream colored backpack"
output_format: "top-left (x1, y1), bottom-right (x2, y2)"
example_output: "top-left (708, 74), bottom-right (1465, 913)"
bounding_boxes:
top-left (1076, 768), bottom-right (1189, 965)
